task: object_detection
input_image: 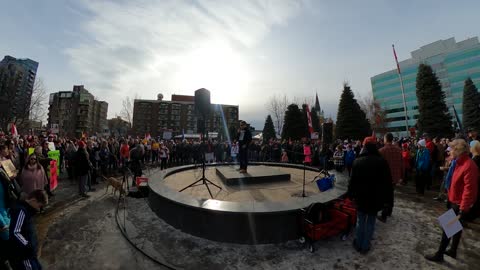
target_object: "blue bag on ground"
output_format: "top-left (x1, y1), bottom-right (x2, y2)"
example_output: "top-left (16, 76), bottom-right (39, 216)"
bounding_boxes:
top-left (316, 174), bottom-right (335, 191)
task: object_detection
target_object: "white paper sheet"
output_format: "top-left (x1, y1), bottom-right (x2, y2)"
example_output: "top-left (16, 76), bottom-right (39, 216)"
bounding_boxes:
top-left (438, 208), bottom-right (463, 238)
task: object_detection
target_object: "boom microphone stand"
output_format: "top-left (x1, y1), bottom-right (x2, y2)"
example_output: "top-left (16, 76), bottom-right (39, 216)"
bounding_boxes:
top-left (179, 115), bottom-right (222, 198)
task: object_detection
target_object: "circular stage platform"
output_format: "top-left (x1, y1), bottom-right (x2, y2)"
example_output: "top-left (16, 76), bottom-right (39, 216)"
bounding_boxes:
top-left (147, 162), bottom-right (348, 244)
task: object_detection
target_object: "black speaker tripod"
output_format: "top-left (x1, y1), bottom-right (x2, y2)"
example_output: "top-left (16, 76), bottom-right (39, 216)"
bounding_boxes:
top-left (179, 115), bottom-right (222, 198)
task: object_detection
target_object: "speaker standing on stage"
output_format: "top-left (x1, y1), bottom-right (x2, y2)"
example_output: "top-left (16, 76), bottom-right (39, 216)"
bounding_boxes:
top-left (238, 121), bottom-right (252, 173)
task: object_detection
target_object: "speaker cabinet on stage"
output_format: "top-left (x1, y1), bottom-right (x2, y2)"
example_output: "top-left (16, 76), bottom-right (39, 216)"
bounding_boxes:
top-left (322, 123), bottom-right (333, 145)
top-left (194, 88), bottom-right (211, 116)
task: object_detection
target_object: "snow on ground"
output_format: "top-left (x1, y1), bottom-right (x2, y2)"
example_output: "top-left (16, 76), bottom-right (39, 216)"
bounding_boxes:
top-left (38, 180), bottom-right (480, 270)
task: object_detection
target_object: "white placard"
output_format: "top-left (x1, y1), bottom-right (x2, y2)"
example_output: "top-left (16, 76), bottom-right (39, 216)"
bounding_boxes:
top-left (163, 131), bottom-right (172, 140)
top-left (48, 142), bottom-right (56, 151)
top-left (438, 209), bottom-right (463, 238)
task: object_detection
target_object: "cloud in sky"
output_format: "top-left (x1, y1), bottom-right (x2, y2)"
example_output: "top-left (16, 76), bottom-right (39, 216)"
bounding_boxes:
top-left (65, 0), bottom-right (304, 120)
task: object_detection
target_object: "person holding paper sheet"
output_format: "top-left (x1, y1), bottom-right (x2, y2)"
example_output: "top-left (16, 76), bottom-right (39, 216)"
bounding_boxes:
top-left (425, 139), bottom-right (478, 262)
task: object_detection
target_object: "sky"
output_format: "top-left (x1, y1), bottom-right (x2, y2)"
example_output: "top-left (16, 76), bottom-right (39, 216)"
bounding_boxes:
top-left (1, 0), bottom-right (480, 130)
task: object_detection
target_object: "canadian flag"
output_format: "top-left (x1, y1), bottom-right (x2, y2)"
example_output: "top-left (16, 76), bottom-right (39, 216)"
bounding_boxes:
top-left (11, 123), bottom-right (18, 137)
top-left (306, 105), bottom-right (313, 134)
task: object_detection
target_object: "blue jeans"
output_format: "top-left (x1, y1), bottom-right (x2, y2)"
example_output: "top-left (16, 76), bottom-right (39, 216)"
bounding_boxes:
top-left (355, 211), bottom-right (376, 251)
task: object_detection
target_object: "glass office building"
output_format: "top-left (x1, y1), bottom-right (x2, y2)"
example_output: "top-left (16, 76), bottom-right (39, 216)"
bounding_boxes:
top-left (371, 37), bottom-right (480, 136)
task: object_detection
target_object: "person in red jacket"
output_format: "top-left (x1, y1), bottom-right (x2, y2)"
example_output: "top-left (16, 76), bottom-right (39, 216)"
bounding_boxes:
top-left (424, 134), bottom-right (435, 189)
top-left (119, 140), bottom-right (130, 168)
top-left (425, 139), bottom-right (479, 262)
top-left (401, 143), bottom-right (411, 185)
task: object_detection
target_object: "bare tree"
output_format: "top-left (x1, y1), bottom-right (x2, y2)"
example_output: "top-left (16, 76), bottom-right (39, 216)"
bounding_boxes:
top-left (12, 77), bottom-right (48, 132)
top-left (266, 94), bottom-right (289, 135)
top-left (358, 92), bottom-right (388, 134)
top-left (28, 78), bottom-right (48, 123)
top-left (120, 93), bottom-right (140, 128)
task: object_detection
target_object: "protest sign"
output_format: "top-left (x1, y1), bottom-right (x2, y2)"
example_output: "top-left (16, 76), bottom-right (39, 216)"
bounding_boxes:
top-left (0, 159), bottom-right (17, 178)
top-left (48, 150), bottom-right (61, 175)
top-left (49, 159), bottom-right (58, 190)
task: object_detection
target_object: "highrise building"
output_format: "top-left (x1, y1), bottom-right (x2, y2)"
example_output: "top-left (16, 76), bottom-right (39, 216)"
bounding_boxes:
top-left (48, 85), bottom-right (108, 137)
top-left (93, 100), bottom-right (108, 134)
top-left (371, 37), bottom-right (480, 136)
top-left (132, 92), bottom-right (239, 138)
top-left (0, 55), bottom-right (39, 131)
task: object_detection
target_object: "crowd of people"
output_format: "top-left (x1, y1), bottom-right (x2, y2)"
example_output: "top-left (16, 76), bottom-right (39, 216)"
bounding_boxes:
top-left (0, 126), bottom-right (480, 268)
top-left (346, 129), bottom-right (479, 263)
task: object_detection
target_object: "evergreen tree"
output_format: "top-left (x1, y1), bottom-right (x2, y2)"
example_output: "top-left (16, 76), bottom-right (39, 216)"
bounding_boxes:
top-left (462, 78), bottom-right (480, 132)
top-left (262, 115), bottom-right (276, 142)
top-left (416, 64), bottom-right (453, 137)
top-left (335, 83), bottom-right (371, 140)
top-left (311, 108), bottom-right (321, 133)
top-left (282, 104), bottom-right (308, 140)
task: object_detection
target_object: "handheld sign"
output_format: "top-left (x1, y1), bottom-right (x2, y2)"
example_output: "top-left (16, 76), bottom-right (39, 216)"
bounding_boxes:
top-left (48, 150), bottom-right (61, 175)
top-left (0, 160), bottom-right (17, 178)
top-left (438, 209), bottom-right (463, 238)
top-left (49, 159), bottom-right (58, 190)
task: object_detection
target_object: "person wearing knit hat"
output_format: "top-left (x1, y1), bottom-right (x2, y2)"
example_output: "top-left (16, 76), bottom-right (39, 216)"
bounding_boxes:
top-left (417, 139), bottom-right (426, 147)
top-left (415, 139), bottom-right (430, 195)
top-left (348, 135), bottom-right (391, 254)
top-left (73, 141), bottom-right (91, 197)
top-left (469, 140), bottom-right (479, 149)
top-left (363, 136), bottom-right (376, 146)
top-left (77, 140), bottom-right (86, 148)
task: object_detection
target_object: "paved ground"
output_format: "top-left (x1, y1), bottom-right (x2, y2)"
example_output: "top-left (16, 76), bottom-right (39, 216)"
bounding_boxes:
top-left (35, 169), bottom-right (480, 270)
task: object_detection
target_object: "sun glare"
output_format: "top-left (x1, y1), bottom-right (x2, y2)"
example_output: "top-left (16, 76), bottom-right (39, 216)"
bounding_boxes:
top-left (175, 40), bottom-right (250, 105)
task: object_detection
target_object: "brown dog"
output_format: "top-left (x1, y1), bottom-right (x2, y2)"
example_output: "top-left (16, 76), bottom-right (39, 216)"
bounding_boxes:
top-left (104, 176), bottom-right (125, 196)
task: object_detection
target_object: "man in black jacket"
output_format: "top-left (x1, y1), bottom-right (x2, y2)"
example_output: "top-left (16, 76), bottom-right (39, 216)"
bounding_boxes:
top-left (348, 136), bottom-right (392, 254)
top-left (74, 141), bottom-right (91, 197)
top-left (237, 121), bottom-right (252, 173)
top-left (8, 190), bottom-right (48, 270)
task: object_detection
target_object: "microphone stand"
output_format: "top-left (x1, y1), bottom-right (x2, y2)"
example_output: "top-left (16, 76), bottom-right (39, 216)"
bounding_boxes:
top-left (179, 115), bottom-right (222, 198)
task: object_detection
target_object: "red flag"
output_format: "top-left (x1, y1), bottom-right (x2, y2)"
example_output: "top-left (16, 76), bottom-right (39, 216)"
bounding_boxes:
top-left (306, 105), bottom-right (313, 134)
top-left (392, 44), bottom-right (401, 74)
top-left (11, 123), bottom-right (18, 137)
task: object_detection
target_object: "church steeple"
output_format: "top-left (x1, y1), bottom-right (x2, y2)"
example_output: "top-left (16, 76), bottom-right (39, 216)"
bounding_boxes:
top-left (314, 92), bottom-right (321, 115)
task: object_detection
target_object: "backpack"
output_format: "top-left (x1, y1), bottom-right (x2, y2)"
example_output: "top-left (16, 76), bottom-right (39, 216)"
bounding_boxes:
top-left (0, 168), bottom-right (21, 208)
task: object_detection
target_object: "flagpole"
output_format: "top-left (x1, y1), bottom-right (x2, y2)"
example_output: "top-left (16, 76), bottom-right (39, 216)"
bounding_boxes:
top-left (452, 105), bottom-right (463, 134)
top-left (392, 44), bottom-right (409, 134)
